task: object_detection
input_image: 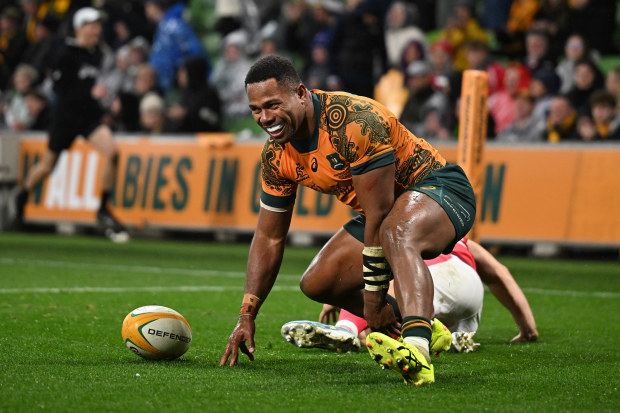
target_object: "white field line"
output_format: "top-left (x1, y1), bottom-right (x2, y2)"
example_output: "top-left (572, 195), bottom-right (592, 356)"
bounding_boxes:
top-left (0, 257), bottom-right (300, 280)
top-left (0, 257), bottom-right (618, 298)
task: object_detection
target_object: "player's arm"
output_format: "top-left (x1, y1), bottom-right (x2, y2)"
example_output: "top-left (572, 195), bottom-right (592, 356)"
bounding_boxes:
top-left (468, 240), bottom-right (538, 342)
top-left (220, 205), bottom-right (293, 366)
top-left (352, 164), bottom-right (400, 336)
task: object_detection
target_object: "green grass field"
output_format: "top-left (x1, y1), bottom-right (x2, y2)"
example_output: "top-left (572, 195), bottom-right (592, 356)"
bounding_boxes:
top-left (1, 232), bottom-right (619, 412)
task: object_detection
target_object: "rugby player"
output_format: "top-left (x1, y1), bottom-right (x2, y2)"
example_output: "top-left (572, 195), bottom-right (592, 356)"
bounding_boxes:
top-left (220, 55), bottom-right (476, 385)
top-left (281, 238), bottom-right (538, 354)
top-left (14, 7), bottom-right (128, 241)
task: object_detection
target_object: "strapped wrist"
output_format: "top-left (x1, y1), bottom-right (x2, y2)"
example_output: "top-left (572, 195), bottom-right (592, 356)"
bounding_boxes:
top-left (240, 293), bottom-right (262, 319)
top-left (362, 246), bottom-right (392, 291)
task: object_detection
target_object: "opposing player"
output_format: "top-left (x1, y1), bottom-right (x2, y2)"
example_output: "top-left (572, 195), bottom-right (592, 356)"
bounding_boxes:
top-left (13, 7), bottom-right (128, 241)
top-left (281, 238), bottom-right (538, 354)
top-left (220, 55), bottom-right (476, 385)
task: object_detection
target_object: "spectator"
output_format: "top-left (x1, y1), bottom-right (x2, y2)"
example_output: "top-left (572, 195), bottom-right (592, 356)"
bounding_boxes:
top-left (481, 0), bottom-right (512, 32)
top-left (523, 29), bottom-right (556, 74)
top-left (210, 30), bottom-right (253, 121)
top-left (23, 90), bottom-right (50, 130)
top-left (488, 62), bottom-right (531, 134)
top-left (0, 5), bottom-right (28, 91)
top-left (281, 0), bottom-right (341, 72)
top-left (214, 0), bottom-right (261, 54)
top-left (329, 0), bottom-right (388, 98)
top-left (398, 38), bottom-right (426, 74)
top-left (605, 66), bottom-right (620, 112)
top-left (128, 36), bottom-right (150, 68)
top-left (531, 0), bottom-right (571, 60)
top-left (530, 68), bottom-right (561, 124)
top-left (384, 1), bottom-right (427, 70)
top-left (304, 31), bottom-right (340, 91)
top-left (20, 0), bottom-right (41, 44)
top-left (565, 58), bottom-right (604, 115)
top-left (3, 63), bottom-right (38, 131)
top-left (100, 45), bottom-right (132, 108)
top-left (415, 108), bottom-right (452, 141)
top-left (429, 39), bottom-right (454, 78)
top-left (495, 0), bottom-right (540, 59)
top-left (568, 0), bottom-right (617, 56)
top-left (556, 33), bottom-right (595, 94)
top-left (166, 56), bottom-right (222, 133)
top-left (20, 14), bottom-right (62, 80)
top-left (576, 90), bottom-right (620, 142)
top-left (139, 92), bottom-right (167, 134)
top-left (109, 63), bottom-right (160, 132)
top-left (544, 94), bottom-right (579, 142)
top-left (439, 3), bottom-right (488, 72)
top-left (145, 0), bottom-right (209, 93)
top-left (463, 39), bottom-right (504, 95)
top-left (400, 61), bottom-right (451, 135)
top-left (497, 89), bottom-right (543, 143)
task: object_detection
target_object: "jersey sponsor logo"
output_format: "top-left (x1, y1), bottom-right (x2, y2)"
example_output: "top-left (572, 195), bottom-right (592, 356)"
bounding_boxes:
top-left (326, 153), bottom-right (345, 170)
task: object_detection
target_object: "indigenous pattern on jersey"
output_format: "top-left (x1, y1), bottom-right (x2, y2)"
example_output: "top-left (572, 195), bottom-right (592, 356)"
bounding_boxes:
top-left (425, 238), bottom-right (476, 270)
top-left (260, 90), bottom-right (446, 212)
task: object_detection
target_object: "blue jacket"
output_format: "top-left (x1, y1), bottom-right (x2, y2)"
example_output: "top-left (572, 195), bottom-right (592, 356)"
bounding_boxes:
top-left (149, 3), bottom-right (209, 92)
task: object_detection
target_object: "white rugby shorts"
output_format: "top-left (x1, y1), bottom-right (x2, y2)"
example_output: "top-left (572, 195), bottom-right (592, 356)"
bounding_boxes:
top-left (430, 255), bottom-right (484, 333)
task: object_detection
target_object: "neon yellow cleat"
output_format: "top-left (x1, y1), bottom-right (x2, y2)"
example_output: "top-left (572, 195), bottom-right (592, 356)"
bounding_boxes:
top-left (430, 318), bottom-right (452, 355)
top-left (366, 332), bottom-right (434, 385)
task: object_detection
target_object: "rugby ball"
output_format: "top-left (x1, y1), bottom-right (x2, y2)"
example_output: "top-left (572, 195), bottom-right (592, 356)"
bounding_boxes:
top-left (122, 305), bottom-right (192, 360)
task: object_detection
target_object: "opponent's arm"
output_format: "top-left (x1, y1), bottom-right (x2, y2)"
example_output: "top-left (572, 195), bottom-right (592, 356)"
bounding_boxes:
top-left (468, 240), bottom-right (538, 342)
top-left (352, 164), bottom-right (400, 335)
top-left (220, 206), bottom-right (293, 366)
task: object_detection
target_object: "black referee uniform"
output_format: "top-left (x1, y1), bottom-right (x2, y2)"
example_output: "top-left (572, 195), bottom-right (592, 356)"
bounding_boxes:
top-left (48, 38), bottom-right (104, 153)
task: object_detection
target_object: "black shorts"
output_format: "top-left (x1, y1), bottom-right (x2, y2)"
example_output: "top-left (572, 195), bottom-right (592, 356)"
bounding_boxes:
top-left (48, 121), bottom-right (101, 153)
top-left (343, 163), bottom-right (476, 253)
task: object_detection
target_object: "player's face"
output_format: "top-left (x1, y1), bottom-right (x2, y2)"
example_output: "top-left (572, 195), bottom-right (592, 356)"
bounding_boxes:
top-left (247, 78), bottom-right (307, 144)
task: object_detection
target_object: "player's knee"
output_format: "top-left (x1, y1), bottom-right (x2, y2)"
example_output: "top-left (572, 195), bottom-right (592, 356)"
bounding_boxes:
top-left (299, 270), bottom-right (328, 302)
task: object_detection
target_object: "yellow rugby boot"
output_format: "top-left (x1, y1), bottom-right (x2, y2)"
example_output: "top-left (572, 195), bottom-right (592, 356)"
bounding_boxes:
top-left (366, 332), bottom-right (434, 385)
top-left (430, 318), bottom-right (452, 355)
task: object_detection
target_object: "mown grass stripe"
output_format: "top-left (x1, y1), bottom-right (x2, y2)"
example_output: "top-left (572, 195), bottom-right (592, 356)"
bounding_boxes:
top-left (0, 257), bottom-right (301, 280)
top-left (0, 285), bottom-right (300, 294)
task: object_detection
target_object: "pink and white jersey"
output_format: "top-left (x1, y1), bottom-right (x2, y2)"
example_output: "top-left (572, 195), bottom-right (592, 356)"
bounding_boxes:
top-left (425, 238), bottom-right (476, 270)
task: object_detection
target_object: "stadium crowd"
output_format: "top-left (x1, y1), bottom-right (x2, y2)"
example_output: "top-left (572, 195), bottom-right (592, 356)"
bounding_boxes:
top-left (1, 0), bottom-right (619, 143)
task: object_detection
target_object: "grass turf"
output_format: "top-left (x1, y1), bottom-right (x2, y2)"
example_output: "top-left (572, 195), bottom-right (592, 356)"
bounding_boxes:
top-left (0, 232), bottom-right (619, 412)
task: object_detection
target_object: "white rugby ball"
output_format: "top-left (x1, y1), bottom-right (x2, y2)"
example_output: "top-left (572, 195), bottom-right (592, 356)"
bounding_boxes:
top-left (122, 305), bottom-right (192, 360)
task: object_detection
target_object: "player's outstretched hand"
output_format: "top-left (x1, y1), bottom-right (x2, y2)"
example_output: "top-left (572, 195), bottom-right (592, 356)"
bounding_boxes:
top-left (363, 290), bottom-right (401, 337)
top-left (511, 329), bottom-right (539, 343)
top-left (220, 316), bottom-right (256, 366)
top-left (319, 304), bottom-right (340, 324)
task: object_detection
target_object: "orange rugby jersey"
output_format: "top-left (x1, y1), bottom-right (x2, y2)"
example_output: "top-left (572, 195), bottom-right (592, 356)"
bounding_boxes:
top-left (260, 90), bottom-right (446, 213)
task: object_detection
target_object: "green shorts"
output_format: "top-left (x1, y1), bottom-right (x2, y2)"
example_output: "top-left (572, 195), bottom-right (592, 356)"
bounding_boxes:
top-left (343, 163), bottom-right (476, 253)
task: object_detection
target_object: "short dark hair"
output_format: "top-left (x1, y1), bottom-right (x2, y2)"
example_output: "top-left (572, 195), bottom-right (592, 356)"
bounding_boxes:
top-left (589, 90), bottom-right (616, 108)
top-left (245, 55), bottom-right (301, 90)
